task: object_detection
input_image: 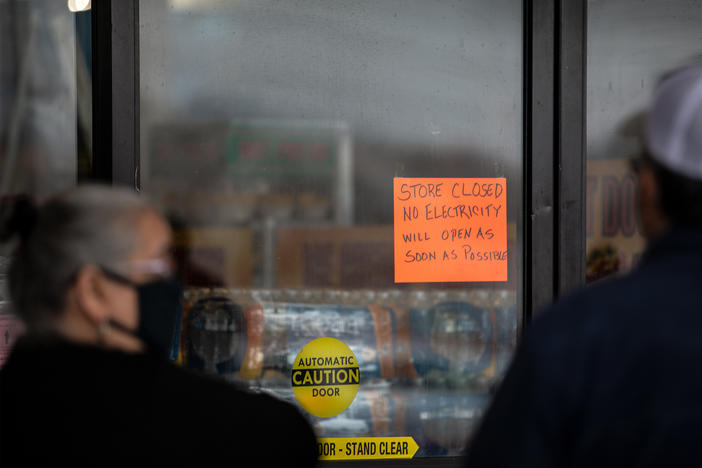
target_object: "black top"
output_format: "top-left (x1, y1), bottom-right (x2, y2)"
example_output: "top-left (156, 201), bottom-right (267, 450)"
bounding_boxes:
top-left (0, 334), bottom-right (317, 466)
top-left (465, 228), bottom-right (702, 467)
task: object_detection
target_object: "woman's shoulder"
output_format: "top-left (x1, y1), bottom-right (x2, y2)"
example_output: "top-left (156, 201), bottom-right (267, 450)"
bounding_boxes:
top-left (1, 334), bottom-right (317, 465)
top-left (151, 363), bottom-right (318, 465)
top-left (156, 361), bottom-right (306, 424)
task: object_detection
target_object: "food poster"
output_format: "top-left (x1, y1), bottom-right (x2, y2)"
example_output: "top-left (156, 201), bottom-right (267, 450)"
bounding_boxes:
top-left (586, 159), bottom-right (645, 282)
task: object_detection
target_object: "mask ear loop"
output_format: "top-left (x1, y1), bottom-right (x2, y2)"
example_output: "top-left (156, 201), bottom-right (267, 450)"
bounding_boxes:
top-left (97, 265), bottom-right (141, 341)
top-left (97, 320), bottom-right (110, 346)
top-left (99, 265), bottom-right (137, 287)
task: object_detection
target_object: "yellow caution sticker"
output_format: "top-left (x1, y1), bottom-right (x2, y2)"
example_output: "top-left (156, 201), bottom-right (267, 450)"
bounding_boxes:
top-left (291, 337), bottom-right (360, 418)
top-left (317, 437), bottom-right (419, 460)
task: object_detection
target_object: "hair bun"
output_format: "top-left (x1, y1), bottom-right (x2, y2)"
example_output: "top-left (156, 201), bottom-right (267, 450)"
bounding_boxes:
top-left (0, 194), bottom-right (38, 242)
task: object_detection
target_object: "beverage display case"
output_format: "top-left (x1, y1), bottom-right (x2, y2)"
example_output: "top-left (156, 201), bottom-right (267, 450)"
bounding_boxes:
top-left (178, 287), bottom-right (516, 458)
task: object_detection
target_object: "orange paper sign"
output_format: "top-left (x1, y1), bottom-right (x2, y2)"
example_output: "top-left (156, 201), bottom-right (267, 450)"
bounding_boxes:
top-left (393, 177), bottom-right (507, 283)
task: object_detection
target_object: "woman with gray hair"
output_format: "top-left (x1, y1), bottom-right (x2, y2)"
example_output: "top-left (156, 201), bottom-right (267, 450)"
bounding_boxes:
top-left (0, 185), bottom-right (317, 466)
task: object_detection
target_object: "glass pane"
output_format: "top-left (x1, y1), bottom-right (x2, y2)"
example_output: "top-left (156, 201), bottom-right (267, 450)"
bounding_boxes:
top-left (586, 0), bottom-right (702, 282)
top-left (0, 1), bottom-right (91, 367)
top-left (140, 0), bottom-right (522, 459)
top-left (0, 1), bottom-right (91, 196)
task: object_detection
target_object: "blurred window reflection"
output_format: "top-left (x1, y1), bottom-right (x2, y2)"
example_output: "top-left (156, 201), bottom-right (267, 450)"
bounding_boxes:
top-left (0, 1), bottom-right (91, 196)
top-left (0, 0), bottom-right (91, 368)
top-left (586, 0), bottom-right (702, 282)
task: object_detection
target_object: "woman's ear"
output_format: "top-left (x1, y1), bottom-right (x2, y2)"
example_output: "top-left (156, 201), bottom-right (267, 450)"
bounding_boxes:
top-left (72, 266), bottom-right (111, 326)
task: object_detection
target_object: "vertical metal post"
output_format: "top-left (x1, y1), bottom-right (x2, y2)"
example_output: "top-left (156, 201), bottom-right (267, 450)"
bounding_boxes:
top-left (91, 0), bottom-right (139, 188)
top-left (524, 0), bottom-right (556, 320)
top-left (525, 0), bottom-right (587, 321)
top-left (557, 0), bottom-right (587, 295)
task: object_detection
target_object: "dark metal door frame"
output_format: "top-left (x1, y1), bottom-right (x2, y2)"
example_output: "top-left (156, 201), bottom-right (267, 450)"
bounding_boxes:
top-left (91, 0), bottom-right (139, 189)
top-left (525, 0), bottom-right (586, 321)
top-left (92, 0), bottom-right (587, 465)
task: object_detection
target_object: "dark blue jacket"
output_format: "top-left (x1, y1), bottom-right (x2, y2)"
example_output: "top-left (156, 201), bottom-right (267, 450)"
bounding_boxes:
top-left (465, 228), bottom-right (702, 467)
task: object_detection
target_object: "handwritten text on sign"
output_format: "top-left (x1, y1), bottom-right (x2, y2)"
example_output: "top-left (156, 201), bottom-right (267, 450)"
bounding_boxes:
top-left (394, 178), bottom-right (507, 283)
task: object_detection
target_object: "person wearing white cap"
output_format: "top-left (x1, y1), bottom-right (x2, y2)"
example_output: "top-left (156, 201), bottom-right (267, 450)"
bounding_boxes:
top-left (464, 63), bottom-right (702, 467)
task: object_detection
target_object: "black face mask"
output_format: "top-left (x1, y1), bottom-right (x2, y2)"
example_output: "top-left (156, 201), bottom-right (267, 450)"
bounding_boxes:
top-left (101, 267), bottom-right (183, 359)
top-left (132, 276), bottom-right (182, 359)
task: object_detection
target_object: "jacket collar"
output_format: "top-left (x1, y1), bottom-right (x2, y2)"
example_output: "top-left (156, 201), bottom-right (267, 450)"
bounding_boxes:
top-left (640, 226), bottom-right (702, 266)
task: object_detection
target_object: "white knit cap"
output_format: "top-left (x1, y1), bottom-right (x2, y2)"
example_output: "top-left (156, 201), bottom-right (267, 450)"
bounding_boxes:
top-left (646, 63), bottom-right (702, 181)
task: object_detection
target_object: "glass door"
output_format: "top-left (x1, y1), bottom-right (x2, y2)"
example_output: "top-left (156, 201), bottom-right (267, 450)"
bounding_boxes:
top-left (140, 0), bottom-right (522, 460)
